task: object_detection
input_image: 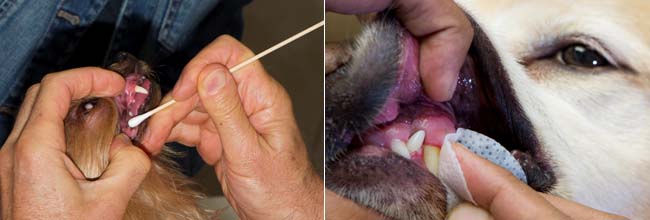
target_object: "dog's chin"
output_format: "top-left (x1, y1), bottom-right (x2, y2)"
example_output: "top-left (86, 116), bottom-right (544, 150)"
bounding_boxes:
top-left (326, 15), bottom-right (557, 219)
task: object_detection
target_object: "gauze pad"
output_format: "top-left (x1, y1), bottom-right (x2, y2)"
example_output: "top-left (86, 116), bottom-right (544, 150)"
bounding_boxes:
top-left (439, 128), bottom-right (527, 209)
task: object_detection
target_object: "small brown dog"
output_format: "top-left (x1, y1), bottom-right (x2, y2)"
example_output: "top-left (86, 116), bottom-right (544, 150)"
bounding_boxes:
top-left (63, 52), bottom-right (211, 220)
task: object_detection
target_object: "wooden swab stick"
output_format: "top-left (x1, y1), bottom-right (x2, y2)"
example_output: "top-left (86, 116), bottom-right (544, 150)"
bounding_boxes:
top-left (128, 20), bottom-right (324, 128)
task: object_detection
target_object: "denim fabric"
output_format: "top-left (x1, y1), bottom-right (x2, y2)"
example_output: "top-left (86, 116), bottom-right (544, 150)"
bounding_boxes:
top-left (0, 0), bottom-right (250, 143)
top-left (0, 0), bottom-right (251, 176)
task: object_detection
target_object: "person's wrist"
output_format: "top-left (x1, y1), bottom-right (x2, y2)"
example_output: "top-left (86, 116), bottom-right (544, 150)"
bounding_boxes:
top-left (254, 165), bottom-right (321, 220)
top-left (276, 169), bottom-right (323, 220)
top-left (300, 172), bottom-right (324, 219)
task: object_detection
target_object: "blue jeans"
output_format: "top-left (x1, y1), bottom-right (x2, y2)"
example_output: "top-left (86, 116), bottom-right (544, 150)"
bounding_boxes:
top-left (0, 0), bottom-right (250, 176)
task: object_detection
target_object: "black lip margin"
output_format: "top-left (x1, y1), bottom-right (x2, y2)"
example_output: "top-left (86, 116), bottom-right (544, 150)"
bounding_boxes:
top-left (325, 16), bottom-right (402, 163)
top-left (458, 17), bottom-right (556, 192)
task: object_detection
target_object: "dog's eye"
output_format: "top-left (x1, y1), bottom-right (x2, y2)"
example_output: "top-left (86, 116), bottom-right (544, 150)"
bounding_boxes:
top-left (79, 99), bottom-right (99, 115)
top-left (558, 44), bottom-right (610, 68)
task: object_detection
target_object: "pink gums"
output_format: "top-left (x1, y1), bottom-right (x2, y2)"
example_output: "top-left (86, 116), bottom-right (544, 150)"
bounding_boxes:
top-left (360, 29), bottom-right (456, 166)
top-left (115, 74), bottom-right (151, 139)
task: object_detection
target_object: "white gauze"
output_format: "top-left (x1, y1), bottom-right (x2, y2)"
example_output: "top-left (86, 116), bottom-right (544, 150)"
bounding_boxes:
top-left (439, 128), bottom-right (527, 210)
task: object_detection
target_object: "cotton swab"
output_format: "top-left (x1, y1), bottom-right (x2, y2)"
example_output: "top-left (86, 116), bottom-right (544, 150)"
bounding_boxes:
top-left (127, 20), bottom-right (325, 128)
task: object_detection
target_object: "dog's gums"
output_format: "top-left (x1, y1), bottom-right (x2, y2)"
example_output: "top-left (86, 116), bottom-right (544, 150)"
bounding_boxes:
top-left (354, 32), bottom-right (455, 170)
top-left (116, 74), bottom-right (152, 139)
top-left (108, 52), bottom-right (159, 141)
top-left (326, 14), bottom-right (557, 220)
top-left (63, 52), bottom-right (210, 220)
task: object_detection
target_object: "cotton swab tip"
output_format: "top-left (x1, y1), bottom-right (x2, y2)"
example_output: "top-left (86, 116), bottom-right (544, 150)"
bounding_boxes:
top-left (128, 115), bottom-right (147, 128)
top-left (127, 99), bottom-right (177, 128)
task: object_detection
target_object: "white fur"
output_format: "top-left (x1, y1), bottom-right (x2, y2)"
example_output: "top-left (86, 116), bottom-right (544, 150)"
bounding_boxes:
top-left (456, 0), bottom-right (650, 218)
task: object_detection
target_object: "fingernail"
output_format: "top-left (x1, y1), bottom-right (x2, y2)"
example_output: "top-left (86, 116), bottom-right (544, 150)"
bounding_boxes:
top-left (203, 69), bottom-right (226, 95)
top-left (448, 203), bottom-right (493, 220)
top-left (445, 73), bottom-right (459, 101)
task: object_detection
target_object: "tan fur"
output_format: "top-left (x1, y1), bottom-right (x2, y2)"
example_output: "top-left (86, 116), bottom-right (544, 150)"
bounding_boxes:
top-left (63, 97), bottom-right (212, 220)
top-left (64, 99), bottom-right (117, 179)
top-left (125, 151), bottom-right (211, 220)
top-left (62, 53), bottom-right (213, 219)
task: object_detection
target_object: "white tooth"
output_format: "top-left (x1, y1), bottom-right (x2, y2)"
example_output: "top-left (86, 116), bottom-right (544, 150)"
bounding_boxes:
top-left (390, 139), bottom-right (410, 159)
top-left (129, 111), bottom-right (134, 117)
top-left (406, 130), bottom-right (425, 152)
top-left (134, 85), bottom-right (149, 94)
top-left (423, 145), bottom-right (440, 176)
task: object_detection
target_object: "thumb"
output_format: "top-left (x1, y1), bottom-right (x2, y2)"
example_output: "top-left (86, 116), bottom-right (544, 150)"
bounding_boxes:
top-left (197, 64), bottom-right (259, 163)
top-left (95, 134), bottom-right (151, 206)
top-left (452, 143), bottom-right (568, 220)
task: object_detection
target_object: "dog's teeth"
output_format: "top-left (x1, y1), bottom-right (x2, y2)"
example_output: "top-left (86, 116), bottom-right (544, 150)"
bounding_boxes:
top-left (423, 145), bottom-right (440, 175)
top-left (390, 139), bottom-right (410, 159)
top-left (129, 111), bottom-right (134, 117)
top-left (407, 130), bottom-right (425, 152)
top-left (134, 85), bottom-right (149, 94)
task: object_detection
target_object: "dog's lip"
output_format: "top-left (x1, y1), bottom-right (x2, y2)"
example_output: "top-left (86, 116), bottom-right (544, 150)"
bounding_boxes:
top-left (452, 44), bottom-right (556, 192)
top-left (373, 31), bottom-right (422, 124)
top-left (354, 29), bottom-right (456, 170)
top-left (354, 26), bottom-right (556, 192)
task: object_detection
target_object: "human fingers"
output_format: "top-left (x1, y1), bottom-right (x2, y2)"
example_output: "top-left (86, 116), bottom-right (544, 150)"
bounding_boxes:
top-left (541, 194), bottom-right (628, 220)
top-left (172, 35), bottom-right (255, 101)
top-left (447, 202), bottom-right (493, 220)
top-left (140, 94), bottom-right (199, 154)
top-left (452, 142), bottom-right (569, 220)
top-left (326, 0), bottom-right (392, 14)
top-left (2, 84), bottom-right (40, 148)
top-left (92, 134), bottom-right (151, 210)
top-left (18, 68), bottom-right (124, 152)
top-left (394, 0), bottom-right (473, 101)
top-left (196, 64), bottom-right (259, 165)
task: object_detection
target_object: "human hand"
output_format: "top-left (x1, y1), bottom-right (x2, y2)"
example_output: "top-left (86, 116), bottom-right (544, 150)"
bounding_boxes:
top-left (0, 68), bottom-right (151, 219)
top-left (326, 0), bottom-right (473, 101)
top-left (140, 36), bottom-right (323, 220)
top-left (446, 142), bottom-right (628, 220)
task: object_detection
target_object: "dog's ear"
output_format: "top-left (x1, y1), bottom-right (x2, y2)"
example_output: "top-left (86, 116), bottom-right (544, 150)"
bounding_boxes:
top-left (64, 98), bottom-right (118, 179)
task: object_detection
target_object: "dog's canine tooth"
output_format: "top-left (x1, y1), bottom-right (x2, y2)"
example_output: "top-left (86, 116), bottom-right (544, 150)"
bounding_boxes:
top-left (407, 130), bottom-right (425, 152)
top-left (134, 85), bottom-right (149, 94)
top-left (390, 139), bottom-right (410, 158)
top-left (423, 145), bottom-right (440, 176)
